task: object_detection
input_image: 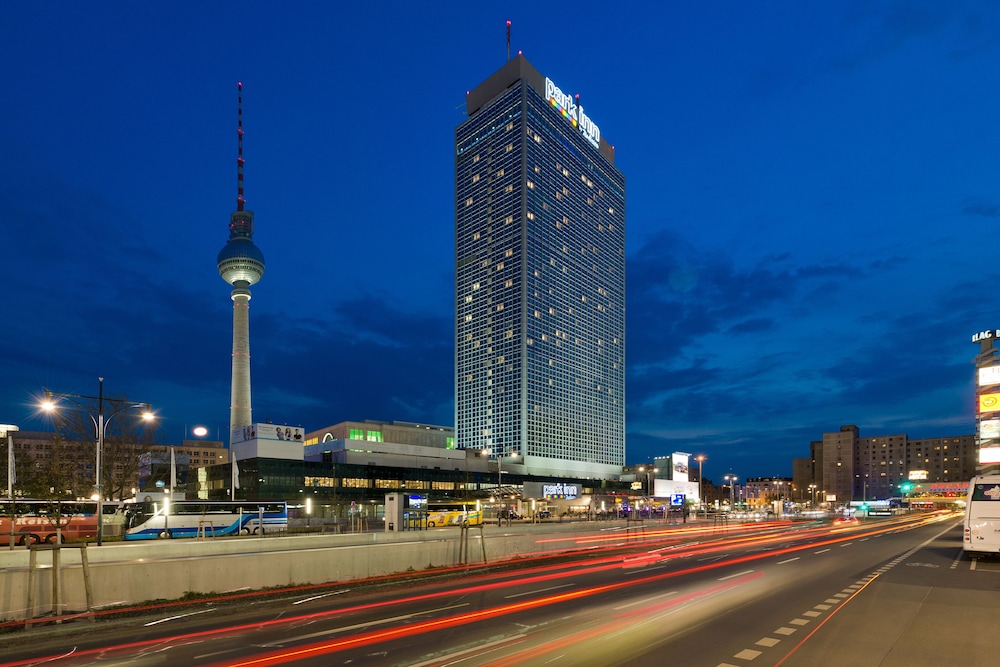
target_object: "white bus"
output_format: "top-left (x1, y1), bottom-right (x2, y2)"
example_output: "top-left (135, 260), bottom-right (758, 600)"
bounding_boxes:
top-left (963, 476), bottom-right (1000, 558)
top-left (122, 500), bottom-right (288, 540)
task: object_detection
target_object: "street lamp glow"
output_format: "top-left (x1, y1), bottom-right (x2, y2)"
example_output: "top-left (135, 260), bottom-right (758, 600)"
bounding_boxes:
top-left (192, 426), bottom-right (209, 438)
top-left (40, 379), bottom-right (154, 546)
top-left (695, 455), bottom-right (706, 515)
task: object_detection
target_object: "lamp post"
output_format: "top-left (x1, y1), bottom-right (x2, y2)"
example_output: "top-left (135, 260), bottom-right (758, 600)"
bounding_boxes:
top-left (637, 465), bottom-right (658, 498)
top-left (724, 473), bottom-right (738, 509)
top-left (695, 455), bottom-right (706, 516)
top-left (484, 449), bottom-right (518, 520)
top-left (42, 378), bottom-right (154, 546)
top-left (808, 483), bottom-right (816, 507)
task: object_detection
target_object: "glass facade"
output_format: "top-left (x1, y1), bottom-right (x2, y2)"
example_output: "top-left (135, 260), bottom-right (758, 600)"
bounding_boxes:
top-left (455, 58), bottom-right (626, 471)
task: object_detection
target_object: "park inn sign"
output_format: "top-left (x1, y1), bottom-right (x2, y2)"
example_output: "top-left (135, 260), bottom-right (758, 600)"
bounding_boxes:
top-left (523, 480), bottom-right (580, 500)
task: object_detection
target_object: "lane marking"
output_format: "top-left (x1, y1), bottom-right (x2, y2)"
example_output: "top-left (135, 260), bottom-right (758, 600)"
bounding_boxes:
top-left (407, 634), bottom-right (528, 667)
top-left (777, 557), bottom-right (800, 565)
top-left (504, 584), bottom-right (574, 599)
top-left (756, 637), bottom-right (781, 648)
top-left (267, 602), bottom-right (471, 644)
top-left (718, 569), bottom-right (754, 581)
top-left (733, 648), bottom-right (762, 660)
top-left (613, 590), bottom-right (678, 610)
top-left (294, 590), bottom-right (350, 605)
top-left (144, 608), bottom-right (214, 626)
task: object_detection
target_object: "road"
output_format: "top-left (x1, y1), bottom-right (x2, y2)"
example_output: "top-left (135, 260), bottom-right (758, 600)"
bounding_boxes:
top-left (1, 511), bottom-right (989, 667)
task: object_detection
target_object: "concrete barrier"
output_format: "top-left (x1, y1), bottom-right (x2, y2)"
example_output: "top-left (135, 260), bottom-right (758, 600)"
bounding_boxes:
top-left (0, 521), bottom-right (637, 621)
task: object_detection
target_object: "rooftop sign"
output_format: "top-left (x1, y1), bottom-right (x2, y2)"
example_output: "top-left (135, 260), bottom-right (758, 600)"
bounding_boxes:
top-left (545, 77), bottom-right (601, 149)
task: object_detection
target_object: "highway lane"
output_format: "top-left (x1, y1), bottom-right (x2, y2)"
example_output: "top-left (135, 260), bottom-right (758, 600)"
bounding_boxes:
top-left (0, 513), bottom-right (959, 666)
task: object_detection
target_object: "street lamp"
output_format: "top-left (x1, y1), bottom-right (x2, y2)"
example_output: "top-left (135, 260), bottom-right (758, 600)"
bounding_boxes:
top-left (42, 377), bottom-right (154, 545)
top-left (808, 483), bottom-right (817, 507)
top-left (724, 473), bottom-right (738, 509)
top-left (637, 465), bottom-right (659, 498)
top-left (695, 455), bottom-right (706, 515)
top-left (484, 449), bottom-right (518, 518)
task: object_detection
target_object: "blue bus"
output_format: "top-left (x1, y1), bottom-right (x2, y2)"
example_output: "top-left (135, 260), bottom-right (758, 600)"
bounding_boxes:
top-left (122, 500), bottom-right (288, 540)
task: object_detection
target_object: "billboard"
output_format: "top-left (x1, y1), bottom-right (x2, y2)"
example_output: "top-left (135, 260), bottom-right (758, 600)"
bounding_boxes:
top-left (981, 447), bottom-right (1000, 465)
top-left (980, 366), bottom-right (1000, 387)
top-left (981, 419), bottom-right (1000, 440)
top-left (980, 394), bottom-right (1000, 413)
top-left (231, 423), bottom-right (305, 444)
top-left (671, 452), bottom-right (691, 483)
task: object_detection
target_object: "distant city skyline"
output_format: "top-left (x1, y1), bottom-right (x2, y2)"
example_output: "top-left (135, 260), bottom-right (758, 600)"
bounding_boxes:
top-left (2, 3), bottom-right (998, 479)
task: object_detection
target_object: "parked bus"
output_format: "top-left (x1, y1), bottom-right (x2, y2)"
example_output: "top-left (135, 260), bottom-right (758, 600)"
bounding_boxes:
top-left (122, 500), bottom-right (288, 540)
top-left (425, 501), bottom-right (482, 528)
top-left (963, 476), bottom-right (1000, 558)
top-left (0, 499), bottom-right (107, 545)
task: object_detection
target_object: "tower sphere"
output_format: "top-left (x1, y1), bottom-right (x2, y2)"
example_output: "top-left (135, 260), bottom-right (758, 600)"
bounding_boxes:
top-left (217, 238), bottom-right (265, 286)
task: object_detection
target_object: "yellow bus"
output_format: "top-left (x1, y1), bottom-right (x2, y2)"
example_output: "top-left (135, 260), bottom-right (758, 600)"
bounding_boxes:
top-left (426, 502), bottom-right (482, 528)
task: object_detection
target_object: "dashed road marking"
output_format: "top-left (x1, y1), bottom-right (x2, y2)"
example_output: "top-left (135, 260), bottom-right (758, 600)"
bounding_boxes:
top-left (733, 648), bottom-right (762, 660)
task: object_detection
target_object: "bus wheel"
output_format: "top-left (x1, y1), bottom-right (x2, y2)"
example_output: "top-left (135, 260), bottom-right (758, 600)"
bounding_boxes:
top-left (158, 530), bottom-right (172, 539)
top-left (427, 521), bottom-right (436, 528)
top-left (20, 534), bottom-right (40, 546)
top-left (44, 534), bottom-right (61, 544)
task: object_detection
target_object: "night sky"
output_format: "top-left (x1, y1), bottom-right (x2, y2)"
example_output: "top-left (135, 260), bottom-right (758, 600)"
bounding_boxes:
top-left (3, 2), bottom-right (998, 482)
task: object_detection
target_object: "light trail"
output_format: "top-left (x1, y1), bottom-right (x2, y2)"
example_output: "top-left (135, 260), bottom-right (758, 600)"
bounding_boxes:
top-left (0, 513), bottom-right (950, 667)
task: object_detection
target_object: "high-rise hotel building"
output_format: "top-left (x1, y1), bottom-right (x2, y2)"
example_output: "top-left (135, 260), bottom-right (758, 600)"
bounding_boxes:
top-left (455, 54), bottom-right (625, 479)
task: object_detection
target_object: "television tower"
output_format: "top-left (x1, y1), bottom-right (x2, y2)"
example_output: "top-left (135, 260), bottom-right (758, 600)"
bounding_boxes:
top-left (217, 82), bottom-right (265, 443)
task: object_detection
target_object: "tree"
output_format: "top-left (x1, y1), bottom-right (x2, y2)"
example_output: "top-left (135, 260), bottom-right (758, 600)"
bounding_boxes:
top-left (41, 393), bottom-right (159, 501)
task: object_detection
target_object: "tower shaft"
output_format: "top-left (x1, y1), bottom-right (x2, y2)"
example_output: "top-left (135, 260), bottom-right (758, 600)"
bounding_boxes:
top-left (229, 286), bottom-right (253, 436)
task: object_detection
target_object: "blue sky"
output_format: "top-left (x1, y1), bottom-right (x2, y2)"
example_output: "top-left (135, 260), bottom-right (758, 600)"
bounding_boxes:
top-left (2, 2), bottom-right (997, 482)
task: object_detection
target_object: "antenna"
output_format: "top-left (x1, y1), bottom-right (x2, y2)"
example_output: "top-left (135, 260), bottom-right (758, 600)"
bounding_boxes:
top-left (237, 81), bottom-right (245, 212)
top-left (506, 20), bottom-right (511, 61)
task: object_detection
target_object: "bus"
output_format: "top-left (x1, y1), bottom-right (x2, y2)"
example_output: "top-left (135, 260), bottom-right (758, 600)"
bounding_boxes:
top-left (122, 500), bottom-right (288, 540)
top-left (425, 501), bottom-right (482, 528)
top-left (963, 476), bottom-right (1000, 558)
top-left (0, 499), bottom-right (109, 545)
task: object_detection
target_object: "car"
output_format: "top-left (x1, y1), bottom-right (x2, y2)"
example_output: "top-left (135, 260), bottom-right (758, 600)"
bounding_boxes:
top-left (833, 515), bottom-right (860, 526)
top-left (536, 510), bottom-right (552, 519)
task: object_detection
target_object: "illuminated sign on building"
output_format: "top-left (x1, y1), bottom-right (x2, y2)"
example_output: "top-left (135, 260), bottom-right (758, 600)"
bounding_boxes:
top-left (980, 366), bottom-right (1000, 386)
top-left (544, 77), bottom-right (601, 149)
top-left (980, 394), bottom-right (1000, 413)
top-left (972, 330), bottom-right (1000, 343)
top-left (542, 483), bottom-right (579, 499)
top-left (671, 452), bottom-right (691, 483)
top-left (981, 419), bottom-right (1000, 439)
top-left (909, 470), bottom-right (929, 481)
top-left (980, 448), bottom-right (1000, 465)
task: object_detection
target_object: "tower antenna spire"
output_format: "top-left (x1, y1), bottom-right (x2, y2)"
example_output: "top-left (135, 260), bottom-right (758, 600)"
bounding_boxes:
top-left (506, 20), bottom-right (511, 61)
top-left (237, 81), bottom-right (245, 212)
top-left (219, 80), bottom-right (265, 449)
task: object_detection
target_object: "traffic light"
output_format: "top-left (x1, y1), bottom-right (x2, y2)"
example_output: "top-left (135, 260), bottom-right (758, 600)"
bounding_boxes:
top-left (900, 482), bottom-right (913, 494)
